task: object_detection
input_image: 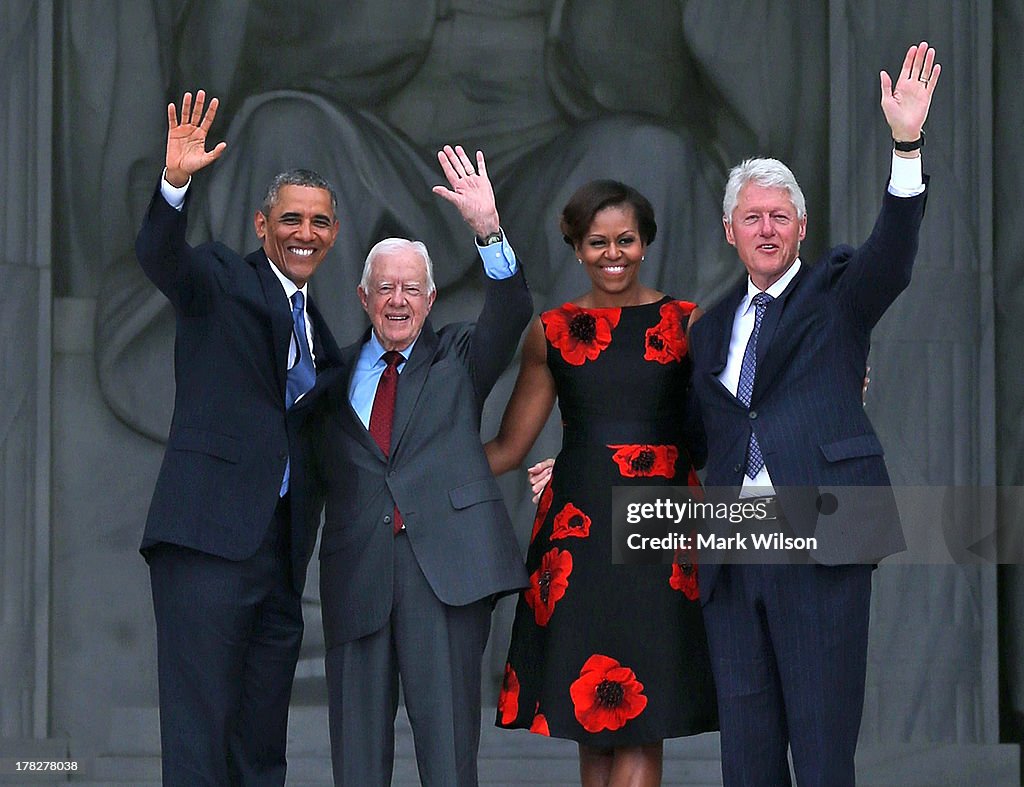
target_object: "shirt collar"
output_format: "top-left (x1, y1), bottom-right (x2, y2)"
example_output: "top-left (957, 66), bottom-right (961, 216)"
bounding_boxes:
top-left (741, 258), bottom-right (802, 314)
top-left (265, 255), bottom-right (306, 303)
top-left (362, 330), bottom-right (417, 369)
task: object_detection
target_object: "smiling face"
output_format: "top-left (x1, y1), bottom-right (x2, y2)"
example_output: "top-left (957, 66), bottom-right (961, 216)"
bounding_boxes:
top-left (576, 204), bottom-right (647, 299)
top-left (358, 246), bottom-right (436, 352)
top-left (254, 184), bottom-right (339, 287)
top-left (724, 182), bottom-right (807, 290)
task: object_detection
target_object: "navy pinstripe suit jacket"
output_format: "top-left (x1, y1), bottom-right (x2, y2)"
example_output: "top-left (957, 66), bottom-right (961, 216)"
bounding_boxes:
top-left (690, 184), bottom-right (928, 592)
top-left (136, 185), bottom-right (342, 594)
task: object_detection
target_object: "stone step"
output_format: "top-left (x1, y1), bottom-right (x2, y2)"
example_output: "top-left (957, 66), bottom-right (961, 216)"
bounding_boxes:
top-left (0, 738), bottom-right (72, 785)
top-left (84, 705), bottom-right (1021, 785)
top-left (83, 758), bottom-right (720, 787)
top-left (88, 705), bottom-right (724, 785)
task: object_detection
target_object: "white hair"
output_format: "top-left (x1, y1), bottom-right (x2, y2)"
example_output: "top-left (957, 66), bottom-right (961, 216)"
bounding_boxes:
top-left (722, 158), bottom-right (806, 223)
top-left (359, 238), bottom-right (436, 294)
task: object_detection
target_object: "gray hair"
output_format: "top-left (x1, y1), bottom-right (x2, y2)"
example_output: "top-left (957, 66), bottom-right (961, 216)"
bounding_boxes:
top-left (360, 238), bottom-right (436, 295)
top-left (261, 169), bottom-right (338, 216)
top-left (722, 158), bottom-right (806, 223)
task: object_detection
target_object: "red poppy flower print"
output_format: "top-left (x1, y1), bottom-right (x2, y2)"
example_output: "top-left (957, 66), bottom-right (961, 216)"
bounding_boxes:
top-left (550, 502), bottom-right (592, 540)
top-left (497, 663), bottom-right (520, 725)
top-left (524, 547), bottom-right (573, 626)
top-left (570, 654), bottom-right (648, 733)
top-left (543, 303), bottom-right (621, 366)
top-left (530, 713), bottom-right (550, 736)
top-left (530, 483), bottom-right (554, 545)
top-left (607, 444), bottom-right (678, 479)
top-left (644, 301), bottom-right (696, 364)
top-left (670, 554), bottom-right (700, 601)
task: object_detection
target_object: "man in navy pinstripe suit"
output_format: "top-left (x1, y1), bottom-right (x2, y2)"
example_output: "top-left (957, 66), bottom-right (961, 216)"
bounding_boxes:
top-left (138, 91), bottom-right (343, 785)
top-left (689, 42), bottom-right (941, 786)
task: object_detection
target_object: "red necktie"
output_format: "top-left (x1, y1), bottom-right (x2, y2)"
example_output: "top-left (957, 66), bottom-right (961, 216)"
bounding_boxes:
top-left (368, 351), bottom-right (404, 533)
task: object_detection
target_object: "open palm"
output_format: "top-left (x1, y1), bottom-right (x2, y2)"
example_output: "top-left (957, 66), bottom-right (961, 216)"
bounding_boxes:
top-left (165, 90), bottom-right (226, 185)
top-left (880, 42), bottom-right (940, 141)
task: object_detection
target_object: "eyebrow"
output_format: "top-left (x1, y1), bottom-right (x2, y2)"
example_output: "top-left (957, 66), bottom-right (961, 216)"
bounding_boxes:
top-left (278, 211), bottom-right (335, 222)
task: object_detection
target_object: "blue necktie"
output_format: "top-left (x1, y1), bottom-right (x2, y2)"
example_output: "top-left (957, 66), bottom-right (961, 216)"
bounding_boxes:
top-left (286, 291), bottom-right (317, 408)
top-left (737, 292), bottom-right (773, 479)
top-left (280, 291), bottom-right (317, 495)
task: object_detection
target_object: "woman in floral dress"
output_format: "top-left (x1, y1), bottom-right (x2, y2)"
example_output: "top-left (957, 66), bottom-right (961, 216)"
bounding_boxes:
top-left (486, 180), bottom-right (717, 786)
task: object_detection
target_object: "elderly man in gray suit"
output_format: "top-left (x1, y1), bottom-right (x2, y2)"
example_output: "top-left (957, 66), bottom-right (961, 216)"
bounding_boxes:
top-left (301, 144), bottom-right (532, 786)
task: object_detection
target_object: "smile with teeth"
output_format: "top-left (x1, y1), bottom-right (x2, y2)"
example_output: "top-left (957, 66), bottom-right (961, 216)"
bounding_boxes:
top-left (288, 247), bottom-right (315, 256)
top-left (603, 265), bottom-right (627, 274)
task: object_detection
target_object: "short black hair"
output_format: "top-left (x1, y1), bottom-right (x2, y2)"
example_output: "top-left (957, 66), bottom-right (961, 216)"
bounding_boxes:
top-left (559, 179), bottom-right (657, 248)
top-left (261, 169), bottom-right (338, 216)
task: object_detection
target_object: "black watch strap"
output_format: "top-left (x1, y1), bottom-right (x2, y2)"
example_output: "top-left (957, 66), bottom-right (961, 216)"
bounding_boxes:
top-left (893, 130), bottom-right (925, 152)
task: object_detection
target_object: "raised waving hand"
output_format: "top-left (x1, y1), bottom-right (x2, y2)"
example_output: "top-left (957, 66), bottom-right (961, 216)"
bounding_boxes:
top-left (432, 145), bottom-right (501, 238)
top-left (165, 90), bottom-right (227, 187)
top-left (880, 41), bottom-right (941, 144)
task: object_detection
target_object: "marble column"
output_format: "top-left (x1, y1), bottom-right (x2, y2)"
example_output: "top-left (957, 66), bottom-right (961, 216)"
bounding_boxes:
top-left (0, 0), bottom-right (53, 745)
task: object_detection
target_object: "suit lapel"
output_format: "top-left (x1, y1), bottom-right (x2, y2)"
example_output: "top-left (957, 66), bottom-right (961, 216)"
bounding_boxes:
top-left (250, 250), bottom-right (293, 401)
top-left (307, 298), bottom-right (342, 370)
top-left (330, 337), bottom-right (383, 457)
top-left (390, 320), bottom-right (439, 458)
top-left (752, 262), bottom-right (807, 400)
top-left (698, 283), bottom-right (746, 402)
top-left (709, 282), bottom-right (747, 377)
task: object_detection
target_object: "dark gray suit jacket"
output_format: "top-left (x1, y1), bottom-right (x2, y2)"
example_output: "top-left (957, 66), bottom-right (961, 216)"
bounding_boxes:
top-left (304, 266), bottom-right (533, 647)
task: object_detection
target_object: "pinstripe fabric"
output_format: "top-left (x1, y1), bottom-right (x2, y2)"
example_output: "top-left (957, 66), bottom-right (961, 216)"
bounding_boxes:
top-left (701, 564), bottom-right (871, 787)
top-left (689, 185), bottom-right (928, 786)
top-left (690, 187), bottom-right (928, 574)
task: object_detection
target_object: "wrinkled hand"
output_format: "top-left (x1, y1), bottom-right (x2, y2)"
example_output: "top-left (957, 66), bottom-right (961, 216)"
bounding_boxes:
top-left (528, 458), bottom-right (555, 504)
top-left (432, 145), bottom-right (500, 238)
top-left (880, 41), bottom-right (941, 142)
top-left (165, 90), bottom-right (226, 186)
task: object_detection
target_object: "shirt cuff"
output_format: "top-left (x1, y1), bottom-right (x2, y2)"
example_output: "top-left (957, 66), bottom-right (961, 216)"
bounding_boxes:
top-left (476, 229), bottom-right (518, 279)
top-left (161, 168), bottom-right (191, 211)
top-left (887, 152), bottom-right (925, 197)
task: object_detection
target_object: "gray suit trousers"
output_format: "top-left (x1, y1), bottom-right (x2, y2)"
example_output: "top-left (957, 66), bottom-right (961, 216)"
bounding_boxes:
top-left (325, 531), bottom-right (492, 786)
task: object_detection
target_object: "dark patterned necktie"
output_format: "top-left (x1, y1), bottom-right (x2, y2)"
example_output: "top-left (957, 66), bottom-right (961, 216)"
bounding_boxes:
top-left (369, 351), bottom-right (404, 532)
top-left (737, 292), bottom-right (773, 478)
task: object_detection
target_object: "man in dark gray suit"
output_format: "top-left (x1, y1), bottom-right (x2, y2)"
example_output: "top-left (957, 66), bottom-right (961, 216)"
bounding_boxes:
top-left (688, 42), bottom-right (941, 786)
top-left (303, 145), bottom-right (532, 786)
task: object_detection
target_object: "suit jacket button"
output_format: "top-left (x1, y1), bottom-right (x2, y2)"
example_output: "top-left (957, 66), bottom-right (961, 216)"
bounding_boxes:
top-left (278, 451), bottom-right (288, 460)
top-left (388, 470), bottom-right (396, 478)
top-left (733, 463), bottom-right (742, 473)
top-left (383, 514), bottom-right (392, 525)
top-left (748, 410), bottom-right (758, 419)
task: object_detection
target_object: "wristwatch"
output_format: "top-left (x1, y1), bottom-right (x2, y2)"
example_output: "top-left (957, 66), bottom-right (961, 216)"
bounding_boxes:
top-left (893, 130), bottom-right (925, 152)
top-left (477, 228), bottom-right (503, 246)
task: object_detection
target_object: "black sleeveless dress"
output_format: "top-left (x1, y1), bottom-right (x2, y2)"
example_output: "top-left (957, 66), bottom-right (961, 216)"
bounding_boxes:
top-left (496, 297), bottom-right (717, 745)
